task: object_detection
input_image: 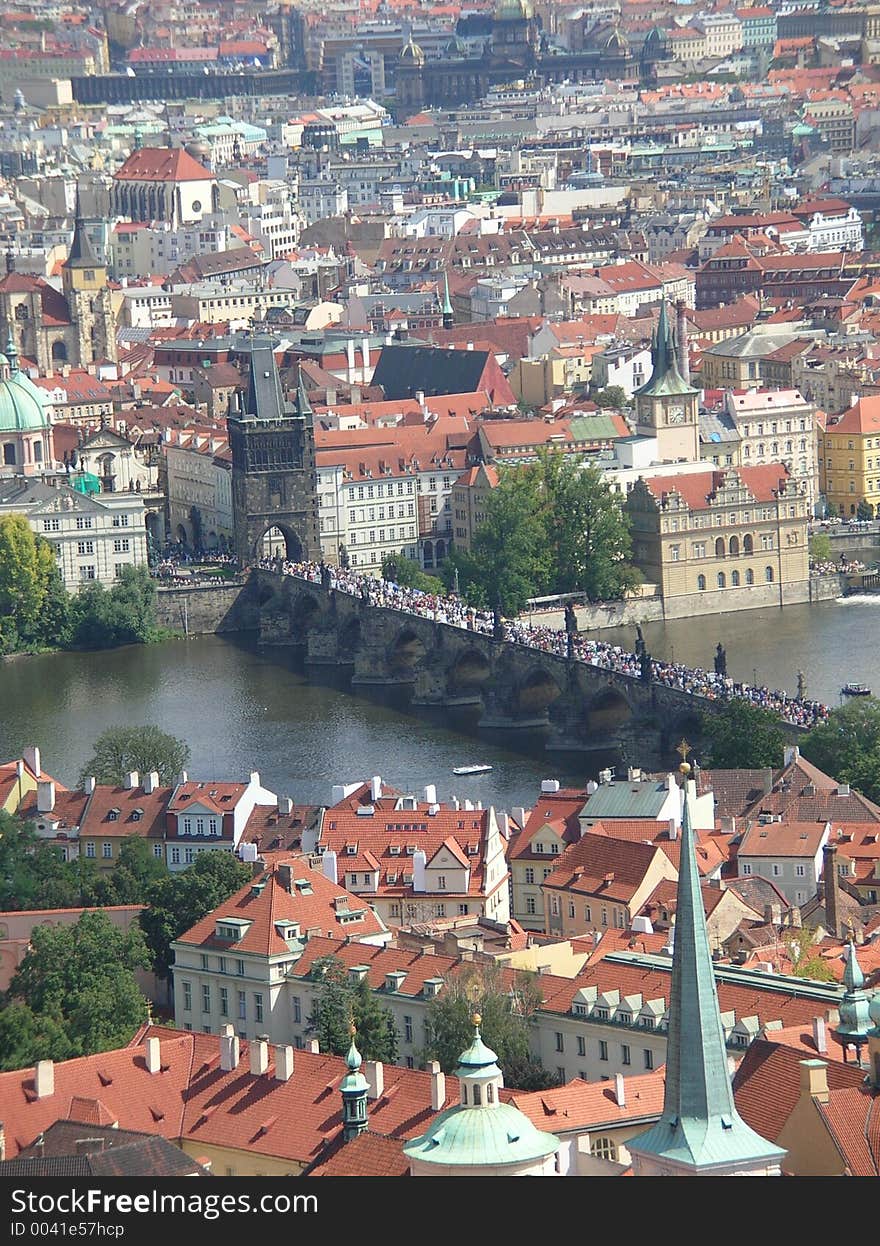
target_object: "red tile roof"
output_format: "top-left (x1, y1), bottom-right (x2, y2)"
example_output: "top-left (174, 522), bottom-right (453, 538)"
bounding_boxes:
top-left (113, 148), bottom-right (213, 183)
top-left (503, 1069), bottom-right (665, 1131)
top-left (543, 833), bottom-right (670, 904)
top-left (303, 1130), bottom-right (408, 1176)
top-left (176, 858), bottom-right (387, 954)
top-left (641, 464), bottom-right (794, 512)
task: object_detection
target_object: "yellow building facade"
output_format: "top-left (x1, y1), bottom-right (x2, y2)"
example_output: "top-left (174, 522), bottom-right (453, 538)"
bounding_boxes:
top-left (819, 394), bottom-right (880, 517)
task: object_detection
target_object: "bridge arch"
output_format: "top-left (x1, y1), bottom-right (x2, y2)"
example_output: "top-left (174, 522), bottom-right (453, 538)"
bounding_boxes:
top-left (586, 685), bottom-right (634, 736)
top-left (253, 523), bottom-right (303, 562)
top-left (388, 626), bottom-right (427, 674)
top-left (290, 590), bottom-right (322, 636)
top-left (447, 646), bottom-right (492, 693)
top-left (338, 615), bottom-right (363, 662)
top-left (517, 667), bottom-right (563, 716)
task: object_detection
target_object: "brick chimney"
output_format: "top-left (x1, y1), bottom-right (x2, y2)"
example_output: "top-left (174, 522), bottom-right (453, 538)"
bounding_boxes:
top-left (822, 842), bottom-right (840, 938)
top-left (219, 1023), bottom-right (240, 1071)
top-left (274, 1045), bottom-right (294, 1082)
top-left (35, 1060), bottom-right (54, 1100)
top-left (144, 1035), bottom-right (161, 1074)
top-left (36, 780), bottom-right (56, 813)
top-left (250, 1036), bottom-right (269, 1076)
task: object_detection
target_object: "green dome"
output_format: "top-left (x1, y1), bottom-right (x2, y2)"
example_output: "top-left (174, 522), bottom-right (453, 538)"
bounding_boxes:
top-left (0, 371), bottom-right (50, 433)
top-left (495, 0), bottom-right (534, 20)
top-left (403, 1100), bottom-right (558, 1168)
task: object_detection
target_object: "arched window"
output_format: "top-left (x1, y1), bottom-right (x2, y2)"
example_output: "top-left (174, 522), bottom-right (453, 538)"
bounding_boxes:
top-left (715, 537), bottom-right (725, 558)
top-left (51, 340), bottom-right (67, 362)
top-left (765, 566), bottom-right (774, 582)
top-left (33, 441), bottom-right (42, 463)
top-left (590, 1136), bottom-right (618, 1161)
top-left (743, 534), bottom-right (754, 555)
top-left (757, 443), bottom-right (764, 456)
top-left (746, 568), bottom-right (754, 585)
top-left (487, 1083), bottom-right (495, 1102)
top-left (717, 572), bottom-right (726, 588)
top-left (473, 1085), bottom-right (482, 1106)
top-left (729, 535), bottom-right (739, 556)
top-left (731, 570), bottom-right (740, 586)
top-left (697, 574), bottom-right (706, 591)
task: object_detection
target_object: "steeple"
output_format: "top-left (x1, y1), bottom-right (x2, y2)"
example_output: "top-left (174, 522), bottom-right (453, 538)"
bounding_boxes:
top-left (628, 765), bottom-right (786, 1176)
top-left (831, 940), bottom-right (873, 1064)
top-left (339, 1026), bottom-right (369, 1141)
top-left (64, 190), bottom-right (101, 271)
top-left (441, 271), bottom-right (454, 330)
top-left (6, 330), bottom-right (19, 374)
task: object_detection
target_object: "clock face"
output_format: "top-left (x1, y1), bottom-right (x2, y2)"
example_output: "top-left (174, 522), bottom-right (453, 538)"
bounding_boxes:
top-left (668, 405), bottom-right (686, 425)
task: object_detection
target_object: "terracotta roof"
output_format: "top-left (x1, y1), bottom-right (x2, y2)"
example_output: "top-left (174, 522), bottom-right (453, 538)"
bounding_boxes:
top-left (302, 1130), bottom-right (408, 1176)
top-left (732, 1038), bottom-right (864, 1148)
top-left (543, 833), bottom-right (670, 904)
top-left (829, 395), bottom-right (880, 436)
top-left (816, 1088), bottom-right (880, 1175)
top-left (503, 1069), bottom-right (665, 1132)
top-left (78, 784), bottom-right (173, 841)
top-left (508, 790), bottom-right (587, 862)
top-left (17, 788), bottom-right (91, 832)
top-left (168, 781), bottom-right (246, 816)
top-left (588, 818), bottom-right (728, 877)
top-left (738, 820), bottom-right (829, 859)
top-left (113, 147), bottom-right (213, 183)
top-left (641, 464), bottom-right (793, 512)
top-left (176, 858), bottom-right (387, 954)
top-left (697, 768), bottom-right (774, 818)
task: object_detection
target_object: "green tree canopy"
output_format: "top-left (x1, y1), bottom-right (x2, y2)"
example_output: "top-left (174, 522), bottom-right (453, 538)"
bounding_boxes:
top-left (801, 698), bottom-right (880, 804)
top-left (381, 551), bottom-right (444, 595)
top-left (307, 955), bottom-right (398, 1062)
top-left (700, 697), bottom-right (786, 769)
top-left (0, 812), bottom-right (104, 912)
top-left (421, 962), bottom-right (557, 1090)
top-left (809, 532), bottom-right (833, 562)
top-left (593, 385), bottom-right (628, 409)
top-left (78, 724), bottom-right (191, 789)
top-left (0, 1002), bottom-right (75, 1071)
top-left (0, 514), bottom-right (61, 652)
top-left (140, 851), bottom-right (252, 979)
top-left (7, 910), bottom-right (150, 1060)
top-left (69, 567), bottom-right (159, 649)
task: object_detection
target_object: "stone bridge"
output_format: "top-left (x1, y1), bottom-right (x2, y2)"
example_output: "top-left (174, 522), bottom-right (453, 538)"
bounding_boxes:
top-left (249, 569), bottom-right (767, 768)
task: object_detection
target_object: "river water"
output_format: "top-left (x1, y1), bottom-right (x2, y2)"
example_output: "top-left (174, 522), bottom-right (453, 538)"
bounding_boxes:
top-left (1, 594), bottom-right (875, 806)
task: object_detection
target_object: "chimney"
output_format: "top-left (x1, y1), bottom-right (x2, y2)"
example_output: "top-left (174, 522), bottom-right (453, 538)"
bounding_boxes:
top-left (36, 780), bottom-right (56, 813)
top-left (370, 775), bottom-right (382, 801)
top-left (276, 863), bottom-right (293, 893)
top-left (274, 1044), bottom-right (294, 1081)
top-left (278, 795), bottom-right (293, 816)
top-left (667, 816), bottom-right (677, 842)
top-left (178, 770), bottom-right (188, 785)
top-left (143, 771), bottom-right (159, 794)
top-left (23, 745), bottom-right (41, 778)
top-left (144, 1035), bottom-right (161, 1075)
top-left (675, 299), bottom-right (690, 384)
top-left (364, 1059), bottom-right (384, 1101)
top-left (783, 745), bottom-right (800, 766)
top-left (511, 806), bottom-right (526, 828)
top-left (323, 849), bottom-right (338, 885)
top-left (84, 776), bottom-right (96, 794)
top-left (823, 842), bottom-right (840, 938)
top-left (428, 1060), bottom-right (446, 1110)
top-left (306, 1038), bottom-right (320, 1053)
top-left (614, 1073), bottom-right (626, 1107)
top-left (812, 1016), bottom-right (827, 1055)
top-left (799, 1059), bottom-right (829, 1103)
top-left (219, 1023), bottom-right (240, 1071)
top-left (413, 849), bottom-right (427, 893)
top-left (423, 784), bottom-right (437, 805)
top-left (34, 1060), bottom-right (54, 1100)
top-left (250, 1036), bottom-right (270, 1076)
top-left (124, 771), bottom-right (139, 790)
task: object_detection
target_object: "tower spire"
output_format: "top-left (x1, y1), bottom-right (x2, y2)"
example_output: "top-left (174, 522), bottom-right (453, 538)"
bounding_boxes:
top-left (831, 940), bottom-right (873, 1064)
top-left (339, 1025), bottom-right (369, 1141)
top-left (64, 188), bottom-right (101, 271)
top-left (628, 765), bottom-right (786, 1176)
top-left (441, 270), bottom-right (454, 329)
top-left (295, 363), bottom-right (313, 427)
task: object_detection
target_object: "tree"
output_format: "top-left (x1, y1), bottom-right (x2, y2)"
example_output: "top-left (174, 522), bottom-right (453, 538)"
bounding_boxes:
top-left (801, 698), bottom-right (880, 804)
top-left (0, 1002), bottom-right (74, 1071)
top-left (460, 469), bottom-right (553, 615)
top-left (381, 551), bottom-right (444, 595)
top-left (8, 910), bottom-right (150, 1059)
top-left (857, 499), bottom-right (874, 521)
top-left (809, 532), bottom-right (833, 563)
top-left (140, 851), bottom-right (252, 979)
top-left (421, 962), bottom-right (557, 1090)
top-left (97, 835), bottom-right (167, 906)
top-left (69, 567), bottom-right (158, 649)
top-left (536, 456), bottom-right (641, 601)
top-left (307, 955), bottom-right (398, 1062)
top-left (0, 514), bottom-right (59, 652)
top-left (785, 925), bottom-right (836, 982)
top-left (78, 725), bottom-right (190, 788)
top-left (593, 385), bottom-right (628, 409)
top-left (700, 698), bottom-right (785, 769)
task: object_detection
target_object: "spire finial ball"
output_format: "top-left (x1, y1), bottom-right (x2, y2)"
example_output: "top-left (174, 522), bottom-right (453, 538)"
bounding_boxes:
top-left (679, 762), bottom-right (691, 776)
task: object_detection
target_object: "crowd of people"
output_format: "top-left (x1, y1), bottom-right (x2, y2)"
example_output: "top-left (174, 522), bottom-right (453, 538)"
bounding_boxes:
top-left (261, 556), bottom-right (829, 729)
top-left (810, 558), bottom-right (867, 575)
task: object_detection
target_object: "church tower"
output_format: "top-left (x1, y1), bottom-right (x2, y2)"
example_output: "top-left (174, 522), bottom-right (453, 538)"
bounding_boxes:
top-left (61, 194), bottom-right (116, 365)
top-left (633, 299), bottom-right (700, 463)
top-left (340, 1028), bottom-right (370, 1141)
top-left (628, 764), bottom-right (787, 1176)
top-left (229, 342), bottom-right (321, 565)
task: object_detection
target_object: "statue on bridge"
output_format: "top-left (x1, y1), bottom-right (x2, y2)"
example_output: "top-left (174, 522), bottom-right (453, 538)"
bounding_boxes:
top-left (493, 601), bottom-right (505, 641)
top-left (797, 669), bottom-right (806, 700)
top-left (564, 601), bottom-right (578, 637)
top-left (320, 561), bottom-right (331, 590)
top-left (714, 642), bottom-right (727, 679)
top-left (639, 648), bottom-right (652, 683)
top-left (634, 625), bottom-right (646, 659)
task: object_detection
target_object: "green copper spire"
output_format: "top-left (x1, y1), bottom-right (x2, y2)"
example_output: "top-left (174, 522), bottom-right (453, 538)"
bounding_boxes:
top-left (628, 769), bottom-right (786, 1174)
top-left (340, 1026), bottom-right (369, 1142)
top-left (6, 330), bottom-right (19, 373)
top-left (832, 941), bottom-right (873, 1060)
top-left (634, 298), bottom-right (696, 398)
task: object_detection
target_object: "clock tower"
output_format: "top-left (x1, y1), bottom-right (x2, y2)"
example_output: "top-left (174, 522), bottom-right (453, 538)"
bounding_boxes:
top-left (634, 299), bottom-right (700, 463)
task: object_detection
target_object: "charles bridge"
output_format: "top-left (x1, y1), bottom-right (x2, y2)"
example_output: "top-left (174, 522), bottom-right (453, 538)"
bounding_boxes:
top-left (184, 568), bottom-right (800, 768)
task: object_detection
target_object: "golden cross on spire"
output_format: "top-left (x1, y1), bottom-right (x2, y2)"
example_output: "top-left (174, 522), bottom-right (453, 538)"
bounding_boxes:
top-left (676, 739), bottom-right (692, 775)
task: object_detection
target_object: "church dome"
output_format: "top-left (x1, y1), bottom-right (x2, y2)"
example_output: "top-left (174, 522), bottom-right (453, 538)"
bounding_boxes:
top-left (0, 343), bottom-right (50, 434)
top-left (495, 0), bottom-right (534, 21)
top-left (605, 25), bottom-right (629, 52)
top-left (399, 36), bottom-right (425, 65)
